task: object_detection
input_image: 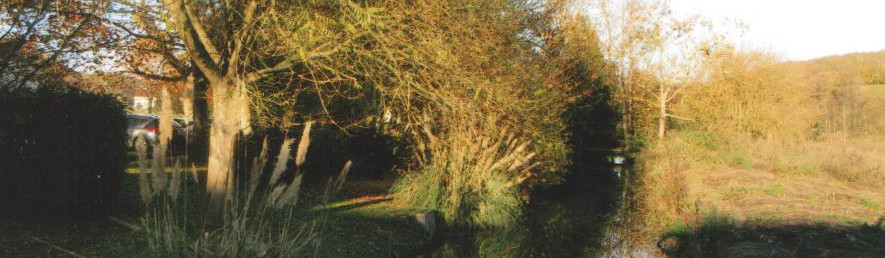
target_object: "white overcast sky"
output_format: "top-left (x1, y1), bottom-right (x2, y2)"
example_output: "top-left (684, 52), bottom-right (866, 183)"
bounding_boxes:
top-left (668, 0), bottom-right (885, 61)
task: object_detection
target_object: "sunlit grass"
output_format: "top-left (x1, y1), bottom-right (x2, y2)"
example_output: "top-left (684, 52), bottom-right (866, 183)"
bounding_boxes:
top-left (633, 129), bottom-right (885, 248)
top-left (125, 166), bottom-right (207, 174)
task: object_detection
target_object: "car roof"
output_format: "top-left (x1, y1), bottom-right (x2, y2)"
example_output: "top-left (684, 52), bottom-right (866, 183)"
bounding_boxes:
top-left (127, 114), bottom-right (183, 126)
top-left (127, 114), bottom-right (157, 119)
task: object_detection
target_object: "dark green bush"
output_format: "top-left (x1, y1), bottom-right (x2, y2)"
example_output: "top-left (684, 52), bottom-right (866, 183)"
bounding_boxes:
top-left (236, 125), bottom-right (407, 187)
top-left (0, 87), bottom-right (128, 222)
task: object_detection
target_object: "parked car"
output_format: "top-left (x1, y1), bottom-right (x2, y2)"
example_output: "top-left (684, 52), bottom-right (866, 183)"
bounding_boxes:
top-left (172, 118), bottom-right (194, 137)
top-left (126, 114), bottom-right (188, 150)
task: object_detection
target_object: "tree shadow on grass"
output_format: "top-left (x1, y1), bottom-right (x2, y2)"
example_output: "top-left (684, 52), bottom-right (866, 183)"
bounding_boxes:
top-left (298, 197), bottom-right (429, 258)
top-left (658, 215), bottom-right (885, 258)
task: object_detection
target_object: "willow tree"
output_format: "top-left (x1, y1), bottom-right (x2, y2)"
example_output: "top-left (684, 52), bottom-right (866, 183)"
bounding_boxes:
top-left (160, 0), bottom-right (423, 220)
top-left (380, 0), bottom-right (608, 227)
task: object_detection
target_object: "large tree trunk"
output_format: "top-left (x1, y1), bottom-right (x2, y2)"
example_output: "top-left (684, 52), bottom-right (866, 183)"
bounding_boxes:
top-left (206, 82), bottom-right (239, 224)
top-left (190, 68), bottom-right (210, 164)
top-left (205, 79), bottom-right (251, 224)
top-left (162, 0), bottom-right (254, 225)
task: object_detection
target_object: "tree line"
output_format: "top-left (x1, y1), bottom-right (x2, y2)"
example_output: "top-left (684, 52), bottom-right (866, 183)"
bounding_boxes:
top-left (2, 0), bottom-right (881, 227)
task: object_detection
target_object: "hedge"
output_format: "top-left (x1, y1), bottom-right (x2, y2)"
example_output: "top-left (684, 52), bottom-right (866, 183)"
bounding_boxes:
top-left (0, 87), bottom-right (128, 222)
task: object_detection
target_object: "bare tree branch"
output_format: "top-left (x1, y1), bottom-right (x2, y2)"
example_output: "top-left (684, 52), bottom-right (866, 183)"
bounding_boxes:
top-left (183, 2), bottom-right (222, 64)
top-left (228, 0), bottom-right (257, 78)
top-left (665, 113), bottom-right (693, 121)
top-left (130, 67), bottom-right (188, 82)
top-left (164, 0), bottom-right (221, 82)
top-left (244, 36), bottom-right (359, 83)
top-left (16, 14), bottom-right (91, 88)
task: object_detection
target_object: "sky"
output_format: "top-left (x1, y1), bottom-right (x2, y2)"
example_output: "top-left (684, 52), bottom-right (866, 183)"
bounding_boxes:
top-left (668, 0), bottom-right (885, 61)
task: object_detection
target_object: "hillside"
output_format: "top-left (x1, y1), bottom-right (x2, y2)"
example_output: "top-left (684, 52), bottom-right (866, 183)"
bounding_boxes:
top-left (630, 52), bottom-right (885, 256)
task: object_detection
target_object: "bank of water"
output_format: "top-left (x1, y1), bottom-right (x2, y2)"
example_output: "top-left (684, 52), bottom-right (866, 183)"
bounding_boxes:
top-left (418, 155), bottom-right (653, 257)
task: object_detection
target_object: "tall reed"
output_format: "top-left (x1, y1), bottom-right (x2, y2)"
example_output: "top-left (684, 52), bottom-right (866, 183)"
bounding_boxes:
top-left (393, 126), bottom-right (535, 228)
top-left (130, 121), bottom-right (352, 257)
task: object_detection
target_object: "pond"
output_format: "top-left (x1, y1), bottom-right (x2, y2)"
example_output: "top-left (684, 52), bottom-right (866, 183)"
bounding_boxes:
top-left (417, 155), bottom-right (653, 257)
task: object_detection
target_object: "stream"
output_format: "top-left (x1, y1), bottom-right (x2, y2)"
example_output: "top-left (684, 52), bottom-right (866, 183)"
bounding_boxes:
top-left (418, 154), bottom-right (655, 257)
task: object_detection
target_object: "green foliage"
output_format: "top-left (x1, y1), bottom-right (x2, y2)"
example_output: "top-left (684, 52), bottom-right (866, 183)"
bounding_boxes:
top-left (392, 127), bottom-right (532, 229)
top-left (677, 129), bottom-right (721, 151)
top-left (860, 199), bottom-right (881, 210)
top-left (391, 169), bottom-right (446, 211)
top-left (0, 86), bottom-right (128, 222)
top-left (137, 201), bottom-right (316, 258)
top-left (383, 0), bottom-right (616, 229)
top-left (426, 228), bottom-right (526, 258)
top-left (562, 56), bottom-right (622, 197)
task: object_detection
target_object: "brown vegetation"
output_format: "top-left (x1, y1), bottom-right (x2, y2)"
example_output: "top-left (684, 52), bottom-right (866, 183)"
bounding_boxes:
top-left (625, 48), bottom-right (885, 253)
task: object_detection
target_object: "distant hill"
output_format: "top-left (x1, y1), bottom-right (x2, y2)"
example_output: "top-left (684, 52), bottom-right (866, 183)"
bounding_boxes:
top-left (790, 50), bottom-right (885, 85)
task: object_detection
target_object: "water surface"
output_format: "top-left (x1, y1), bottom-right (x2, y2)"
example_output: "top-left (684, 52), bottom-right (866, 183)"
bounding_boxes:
top-left (419, 154), bottom-right (645, 257)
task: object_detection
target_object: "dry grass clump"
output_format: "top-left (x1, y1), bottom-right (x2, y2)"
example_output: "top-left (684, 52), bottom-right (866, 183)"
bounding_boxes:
top-left (632, 141), bottom-right (694, 233)
top-left (137, 201), bottom-right (317, 257)
top-left (392, 126), bottom-right (535, 228)
top-left (129, 121), bottom-right (351, 257)
top-left (132, 89), bottom-right (185, 204)
top-left (134, 133), bottom-right (185, 204)
top-left (805, 139), bottom-right (884, 187)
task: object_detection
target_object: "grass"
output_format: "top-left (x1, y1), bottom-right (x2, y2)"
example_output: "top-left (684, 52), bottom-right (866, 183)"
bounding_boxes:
top-left (117, 125), bottom-right (431, 257)
top-left (860, 199), bottom-right (882, 210)
top-left (630, 129), bottom-right (885, 256)
top-left (658, 213), bottom-right (885, 257)
top-left (309, 192), bottom-right (428, 257)
top-left (0, 156), bottom-right (431, 257)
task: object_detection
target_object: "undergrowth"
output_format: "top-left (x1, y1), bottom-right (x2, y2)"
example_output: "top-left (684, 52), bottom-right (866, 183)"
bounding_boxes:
top-left (127, 121), bottom-right (348, 257)
top-left (392, 126), bottom-right (534, 228)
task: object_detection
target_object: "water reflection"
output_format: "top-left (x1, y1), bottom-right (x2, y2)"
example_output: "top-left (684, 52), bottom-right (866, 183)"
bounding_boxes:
top-left (420, 152), bottom-right (629, 257)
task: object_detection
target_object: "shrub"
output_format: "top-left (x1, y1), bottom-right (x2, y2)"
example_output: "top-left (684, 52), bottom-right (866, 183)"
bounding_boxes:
top-left (0, 87), bottom-right (128, 222)
top-left (392, 127), bottom-right (534, 228)
top-left (137, 201), bottom-right (318, 258)
top-left (237, 125), bottom-right (406, 185)
top-left (301, 126), bottom-right (405, 181)
top-left (130, 121), bottom-right (344, 257)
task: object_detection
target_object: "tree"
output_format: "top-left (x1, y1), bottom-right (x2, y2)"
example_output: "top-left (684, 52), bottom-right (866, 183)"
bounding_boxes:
top-left (588, 0), bottom-right (715, 140)
top-left (386, 0), bottom-right (619, 227)
top-left (104, 0), bottom-right (211, 162)
top-left (0, 0), bottom-right (116, 89)
top-left (683, 49), bottom-right (818, 141)
top-left (789, 51), bottom-right (885, 138)
top-left (556, 13), bottom-right (621, 195)
top-left (158, 0), bottom-right (437, 222)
